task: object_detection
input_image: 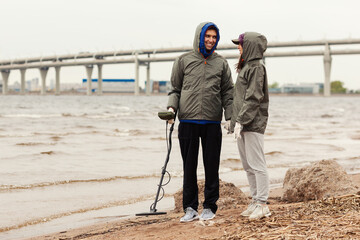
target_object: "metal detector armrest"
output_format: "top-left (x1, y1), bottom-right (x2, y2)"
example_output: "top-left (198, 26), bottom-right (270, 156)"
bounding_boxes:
top-left (158, 111), bottom-right (175, 120)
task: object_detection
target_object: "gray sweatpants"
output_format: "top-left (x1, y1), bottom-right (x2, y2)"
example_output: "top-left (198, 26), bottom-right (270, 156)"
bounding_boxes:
top-left (237, 131), bottom-right (269, 203)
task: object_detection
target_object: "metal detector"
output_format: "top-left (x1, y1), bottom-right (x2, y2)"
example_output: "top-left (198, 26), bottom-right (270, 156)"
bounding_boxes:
top-left (136, 111), bottom-right (176, 216)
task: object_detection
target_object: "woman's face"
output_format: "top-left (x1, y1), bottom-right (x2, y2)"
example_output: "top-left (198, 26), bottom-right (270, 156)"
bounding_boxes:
top-left (238, 44), bottom-right (243, 55)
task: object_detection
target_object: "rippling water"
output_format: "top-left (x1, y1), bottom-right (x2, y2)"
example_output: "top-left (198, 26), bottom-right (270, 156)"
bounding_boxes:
top-left (1, 94), bottom-right (360, 239)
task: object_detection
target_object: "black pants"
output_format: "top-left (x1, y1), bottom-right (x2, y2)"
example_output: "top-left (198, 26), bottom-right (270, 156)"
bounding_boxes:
top-left (178, 122), bottom-right (222, 214)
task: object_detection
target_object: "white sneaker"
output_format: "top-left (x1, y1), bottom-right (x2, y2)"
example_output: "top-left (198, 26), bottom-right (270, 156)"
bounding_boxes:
top-left (199, 208), bottom-right (215, 221)
top-left (180, 207), bottom-right (199, 222)
top-left (240, 201), bottom-right (257, 217)
top-left (249, 204), bottom-right (271, 220)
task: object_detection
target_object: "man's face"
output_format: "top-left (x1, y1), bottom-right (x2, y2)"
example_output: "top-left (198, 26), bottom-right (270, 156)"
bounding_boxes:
top-left (204, 29), bottom-right (217, 51)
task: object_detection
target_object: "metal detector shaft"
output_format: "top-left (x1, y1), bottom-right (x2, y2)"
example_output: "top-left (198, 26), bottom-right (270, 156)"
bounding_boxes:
top-left (136, 111), bottom-right (176, 216)
top-left (150, 121), bottom-right (174, 213)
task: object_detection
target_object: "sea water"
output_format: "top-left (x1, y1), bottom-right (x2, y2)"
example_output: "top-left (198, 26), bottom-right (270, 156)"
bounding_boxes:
top-left (0, 94), bottom-right (360, 239)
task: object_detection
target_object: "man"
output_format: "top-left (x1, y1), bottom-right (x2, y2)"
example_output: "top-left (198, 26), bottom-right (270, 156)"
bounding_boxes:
top-left (167, 22), bottom-right (233, 222)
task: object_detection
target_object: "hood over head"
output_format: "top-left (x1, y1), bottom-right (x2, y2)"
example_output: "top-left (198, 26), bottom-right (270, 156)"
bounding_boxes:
top-left (193, 22), bottom-right (220, 58)
top-left (240, 32), bottom-right (267, 62)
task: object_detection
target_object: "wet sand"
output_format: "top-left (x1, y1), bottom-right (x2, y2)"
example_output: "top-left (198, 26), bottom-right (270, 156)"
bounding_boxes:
top-left (25, 174), bottom-right (360, 240)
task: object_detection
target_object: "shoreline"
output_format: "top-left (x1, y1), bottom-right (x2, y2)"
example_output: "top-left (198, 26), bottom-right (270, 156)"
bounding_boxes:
top-left (24, 173), bottom-right (360, 240)
top-left (1, 91), bottom-right (360, 97)
top-left (1, 93), bottom-right (359, 240)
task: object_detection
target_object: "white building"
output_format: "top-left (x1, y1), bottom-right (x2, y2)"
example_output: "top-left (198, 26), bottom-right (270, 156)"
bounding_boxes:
top-left (27, 78), bottom-right (40, 91)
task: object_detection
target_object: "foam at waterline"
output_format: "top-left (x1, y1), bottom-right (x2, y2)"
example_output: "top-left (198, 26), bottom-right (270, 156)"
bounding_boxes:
top-left (0, 193), bottom-right (161, 233)
top-left (6, 131), bottom-right (76, 138)
top-left (62, 112), bottom-right (133, 118)
top-left (16, 142), bottom-right (57, 146)
top-left (84, 112), bottom-right (135, 119)
top-left (1, 114), bottom-right (62, 118)
top-left (13, 129), bottom-right (136, 139)
top-left (108, 105), bottom-right (131, 111)
top-left (3, 155), bottom-right (352, 193)
top-left (265, 151), bottom-right (283, 156)
top-left (0, 197), bottom-right (175, 240)
top-left (220, 156), bottom-right (306, 172)
top-left (1, 112), bottom-right (134, 119)
top-left (0, 174), bottom-right (171, 192)
top-left (114, 129), bottom-right (149, 136)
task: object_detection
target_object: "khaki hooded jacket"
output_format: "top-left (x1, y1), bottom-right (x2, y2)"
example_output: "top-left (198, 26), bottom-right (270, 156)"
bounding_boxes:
top-left (230, 32), bottom-right (269, 134)
top-left (167, 22), bottom-right (233, 122)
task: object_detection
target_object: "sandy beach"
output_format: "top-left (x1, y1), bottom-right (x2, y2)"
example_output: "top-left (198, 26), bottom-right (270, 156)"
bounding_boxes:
top-left (25, 174), bottom-right (360, 240)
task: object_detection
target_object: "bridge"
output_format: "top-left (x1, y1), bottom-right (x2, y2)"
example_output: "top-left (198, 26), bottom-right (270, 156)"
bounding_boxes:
top-left (1, 38), bottom-right (360, 96)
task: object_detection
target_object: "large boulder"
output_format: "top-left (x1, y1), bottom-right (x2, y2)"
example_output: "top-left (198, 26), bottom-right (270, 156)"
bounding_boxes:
top-left (174, 179), bottom-right (249, 213)
top-left (282, 160), bottom-right (358, 202)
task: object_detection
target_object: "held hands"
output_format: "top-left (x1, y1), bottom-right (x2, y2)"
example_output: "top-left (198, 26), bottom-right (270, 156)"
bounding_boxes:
top-left (167, 107), bottom-right (175, 124)
top-left (234, 122), bottom-right (243, 139)
top-left (224, 120), bottom-right (231, 134)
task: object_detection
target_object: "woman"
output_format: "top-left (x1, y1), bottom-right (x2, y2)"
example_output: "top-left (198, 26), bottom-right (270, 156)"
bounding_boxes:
top-left (229, 32), bottom-right (271, 220)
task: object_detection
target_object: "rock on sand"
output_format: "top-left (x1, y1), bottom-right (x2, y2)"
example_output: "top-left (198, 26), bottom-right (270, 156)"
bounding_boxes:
top-left (282, 160), bottom-right (358, 202)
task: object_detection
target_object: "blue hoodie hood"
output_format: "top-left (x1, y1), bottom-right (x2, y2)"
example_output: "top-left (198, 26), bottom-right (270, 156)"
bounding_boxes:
top-left (193, 22), bottom-right (220, 59)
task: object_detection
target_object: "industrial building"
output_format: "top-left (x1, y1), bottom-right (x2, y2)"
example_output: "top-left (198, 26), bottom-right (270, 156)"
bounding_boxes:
top-left (269, 83), bottom-right (324, 94)
top-left (281, 83), bottom-right (322, 94)
top-left (82, 79), bottom-right (135, 93)
top-left (147, 80), bottom-right (171, 93)
top-left (81, 79), bottom-right (171, 93)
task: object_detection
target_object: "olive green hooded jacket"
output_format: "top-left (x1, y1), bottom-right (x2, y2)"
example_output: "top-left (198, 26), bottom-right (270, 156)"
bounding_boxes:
top-left (230, 32), bottom-right (269, 134)
top-left (167, 22), bottom-right (233, 122)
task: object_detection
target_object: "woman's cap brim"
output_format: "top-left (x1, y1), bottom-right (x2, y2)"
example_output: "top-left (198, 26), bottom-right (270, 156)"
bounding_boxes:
top-left (232, 39), bottom-right (240, 45)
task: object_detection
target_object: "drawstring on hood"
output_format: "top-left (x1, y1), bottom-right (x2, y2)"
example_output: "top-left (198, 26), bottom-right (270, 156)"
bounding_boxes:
top-left (193, 22), bottom-right (220, 59)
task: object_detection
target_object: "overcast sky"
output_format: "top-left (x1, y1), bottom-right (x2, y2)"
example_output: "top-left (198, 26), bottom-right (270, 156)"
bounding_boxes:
top-left (1, 0), bottom-right (360, 90)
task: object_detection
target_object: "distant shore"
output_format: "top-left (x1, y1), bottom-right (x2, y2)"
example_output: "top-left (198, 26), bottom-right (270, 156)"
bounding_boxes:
top-left (2, 91), bottom-right (360, 97)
